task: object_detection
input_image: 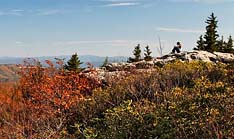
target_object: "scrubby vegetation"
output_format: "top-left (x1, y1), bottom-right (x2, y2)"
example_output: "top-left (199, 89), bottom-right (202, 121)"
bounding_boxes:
top-left (0, 59), bottom-right (234, 138)
top-left (0, 12), bottom-right (234, 139)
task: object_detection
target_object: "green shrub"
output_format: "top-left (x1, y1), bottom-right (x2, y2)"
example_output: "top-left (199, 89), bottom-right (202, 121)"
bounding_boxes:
top-left (65, 61), bottom-right (234, 138)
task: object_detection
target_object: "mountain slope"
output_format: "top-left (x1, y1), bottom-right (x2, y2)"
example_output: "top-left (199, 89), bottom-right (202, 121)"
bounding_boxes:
top-left (0, 64), bottom-right (19, 82)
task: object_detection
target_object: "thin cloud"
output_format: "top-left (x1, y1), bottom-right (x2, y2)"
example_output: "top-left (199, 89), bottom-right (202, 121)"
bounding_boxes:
top-left (103, 2), bottom-right (140, 7)
top-left (157, 27), bottom-right (204, 34)
top-left (168, 0), bottom-right (234, 4)
top-left (15, 41), bottom-right (23, 44)
top-left (99, 0), bottom-right (141, 2)
top-left (195, 0), bottom-right (234, 2)
top-left (99, 0), bottom-right (158, 8)
top-left (11, 9), bottom-right (24, 12)
top-left (37, 9), bottom-right (62, 16)
top-left (54, 40), bottom-right (148, 46)
top-left (15, 41), bottom-right (24, 47)
top-left (0, 9), bottom-right (63, 16)
top-left (0, 9), bottom-right (24, 16)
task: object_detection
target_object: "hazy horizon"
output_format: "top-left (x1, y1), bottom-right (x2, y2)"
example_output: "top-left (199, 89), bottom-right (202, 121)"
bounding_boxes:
top-left (1, 0), bottom-right (234, 57)
top-left (0, 54), bottom-right (128, 58)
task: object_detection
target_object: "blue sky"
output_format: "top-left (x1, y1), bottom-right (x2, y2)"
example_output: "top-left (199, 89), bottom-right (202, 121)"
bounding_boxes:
top-left (1, 0), bottom-right (234, 57)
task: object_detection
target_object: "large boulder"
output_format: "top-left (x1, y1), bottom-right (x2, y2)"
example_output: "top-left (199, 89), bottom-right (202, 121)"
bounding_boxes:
top-left (214, 52), bottom-right (234, 63)
top-left (186, 51), bottom-right (218, 62)
top-left (104, 62), bottom-right (133, 71)
top-left (104, 60), bottom-right (154, 71)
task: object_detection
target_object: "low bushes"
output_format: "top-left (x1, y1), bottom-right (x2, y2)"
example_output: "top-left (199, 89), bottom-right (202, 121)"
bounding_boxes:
top-left (1, 61), bottom-right (234, 138)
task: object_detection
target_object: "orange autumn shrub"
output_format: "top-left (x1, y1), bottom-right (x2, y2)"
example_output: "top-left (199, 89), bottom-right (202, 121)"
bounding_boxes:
top-left (0, 82), bottom-right (23, 138)
top-left (1, 59), bottom-right (101, 138)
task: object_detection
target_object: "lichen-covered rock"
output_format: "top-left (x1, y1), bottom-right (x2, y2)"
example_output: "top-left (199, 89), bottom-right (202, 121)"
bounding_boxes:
top-left (104, 60), bottom-right (154, 71)
top-left (81, 50), bottom-right (234, 90)
top-left (214, 52), bottom-right (234, 63)
top-left (154, 51), bottom-right (234, 64)
top-left (105, 62), bottom-right (127, 71)
top-left (189, 51), bottom-right (218, 62)
top-left (84, 51), bottom-right (234, 84)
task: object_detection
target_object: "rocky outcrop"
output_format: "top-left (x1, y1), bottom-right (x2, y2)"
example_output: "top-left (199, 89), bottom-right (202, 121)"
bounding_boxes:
top-left (102, 51), bottom-right (234, 72)
top-left (104, 60), bottom-right (156, 71)
top-left (83, 51), bottom-right (234, 86)
top-left (155, 50), bottom-right (234, 64)
top-left (104, 62), bottom-right (135, 71)
top-left (214, 52), bottom-right (234, 63)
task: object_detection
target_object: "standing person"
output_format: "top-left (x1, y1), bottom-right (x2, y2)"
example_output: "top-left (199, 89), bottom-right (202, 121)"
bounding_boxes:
top-left (172, 42), bottom-right (182, 53)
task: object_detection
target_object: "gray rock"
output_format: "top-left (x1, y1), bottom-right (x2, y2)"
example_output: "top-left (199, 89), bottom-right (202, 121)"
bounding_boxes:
top-left (154, 51), bottom-right (234, 64)
top-left (214, 52), bottom-right (234, 63)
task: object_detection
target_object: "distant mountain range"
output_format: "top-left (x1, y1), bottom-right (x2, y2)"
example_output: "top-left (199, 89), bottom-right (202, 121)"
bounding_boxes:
top-left (0, 55), bottom-right (128, 67)
top-left (0, 55), bottom-right (128, 82)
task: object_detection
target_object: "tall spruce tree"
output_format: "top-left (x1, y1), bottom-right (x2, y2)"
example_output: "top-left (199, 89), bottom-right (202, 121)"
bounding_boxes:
top-left (194, 35), bottom-right (205, 50)
top-left (128, 44), bottom-right (142, 62)
top-left (65, 53), bottom-right (83, 72)
top-left (144, 45), bottom-right (153, 61)
top-left (204, 13), bottom-right (219, 52)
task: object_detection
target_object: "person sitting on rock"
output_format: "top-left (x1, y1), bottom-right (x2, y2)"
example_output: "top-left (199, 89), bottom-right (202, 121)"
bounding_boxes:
top-left (172, 42), bottom-right (182, 53)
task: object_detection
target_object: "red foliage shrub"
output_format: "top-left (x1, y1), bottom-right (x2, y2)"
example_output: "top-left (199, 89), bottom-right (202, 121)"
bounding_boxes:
top-left (0, 59), bottom-right (101, 138)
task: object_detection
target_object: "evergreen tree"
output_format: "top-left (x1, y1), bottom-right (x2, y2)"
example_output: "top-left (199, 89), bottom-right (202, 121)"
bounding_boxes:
top-left (225, 35), bottom-right (234, 53)
top-left (144, 45), bottom-right (153, 61)
top-left (101, 57), bottom-right (109, 67)
top-left (217, 36), bottom-right (226, 52)
top-left (128, 44), bottom-right (142, 62)
top-left (64, 53), bottom-right (83, 72)
top-left (133, 44), bottom-right (141, 61)
top-left (204, 13), bottom-right (219, 52)
top-left (194, 35), bottom-right (205, 50)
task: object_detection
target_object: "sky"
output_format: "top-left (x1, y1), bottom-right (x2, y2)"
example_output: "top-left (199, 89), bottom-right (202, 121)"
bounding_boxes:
top-left (0, 0), bottom-right (234, 57)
